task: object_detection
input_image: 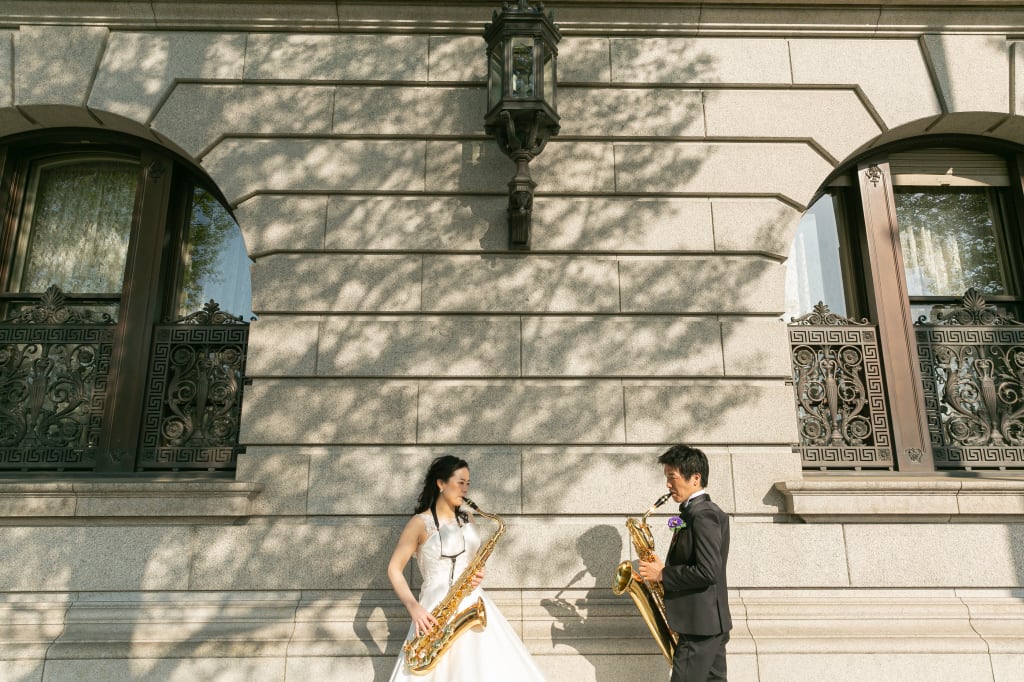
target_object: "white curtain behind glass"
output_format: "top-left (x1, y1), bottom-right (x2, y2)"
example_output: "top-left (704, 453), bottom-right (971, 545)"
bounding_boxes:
top-left (784, 194), bottom-right (846, 320)
top-left (894, 188), bottom-right (1007, 298)
top-left (19, 159), bottom-right (138, 294)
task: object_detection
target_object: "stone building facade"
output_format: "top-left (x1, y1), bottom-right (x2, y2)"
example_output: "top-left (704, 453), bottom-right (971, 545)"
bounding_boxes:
top-left (0, 1), bottom-right (1022, 680)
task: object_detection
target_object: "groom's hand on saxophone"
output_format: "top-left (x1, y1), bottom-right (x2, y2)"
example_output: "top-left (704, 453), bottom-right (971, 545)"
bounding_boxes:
top-left (638, 555), bottom-right (665, 583)
top-left (470, 568), bottom-right (486, 590)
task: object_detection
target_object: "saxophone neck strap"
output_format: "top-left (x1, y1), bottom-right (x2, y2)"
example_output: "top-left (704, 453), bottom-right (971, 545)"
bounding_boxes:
top-left (430, 503), bottom-right (463, 531)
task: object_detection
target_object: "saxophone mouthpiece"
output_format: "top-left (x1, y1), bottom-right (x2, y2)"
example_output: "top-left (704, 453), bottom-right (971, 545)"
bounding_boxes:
top-left (462, 496), bottom-right (480, 511)
top-left (642, 492), bottom-right (673, 522)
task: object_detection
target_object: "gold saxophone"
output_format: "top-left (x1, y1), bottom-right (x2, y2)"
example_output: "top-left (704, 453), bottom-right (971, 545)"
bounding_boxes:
top-left (612, 492), bottom-right (678, 664)
top-left (403, 496), bottom-right (505, 673)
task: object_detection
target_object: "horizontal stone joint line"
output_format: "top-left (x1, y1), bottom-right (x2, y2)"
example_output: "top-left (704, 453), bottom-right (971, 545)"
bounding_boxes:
top-left (240, 440), bottom-right (792, 448)
top-left (9, 8), bottom-right (1024, 36)
top-left (236, 187), bottom-right (797, 202)
top-left (247, 310), bottom-right (788, 319)
top-left (242, 373), bottom-right (792, 381)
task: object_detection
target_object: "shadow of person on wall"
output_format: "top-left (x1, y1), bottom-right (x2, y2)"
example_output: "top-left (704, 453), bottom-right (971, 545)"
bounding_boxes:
top-left (540, 524), bottom-right (630, 682)
top-left (353, 588), bottom-right (410, 681)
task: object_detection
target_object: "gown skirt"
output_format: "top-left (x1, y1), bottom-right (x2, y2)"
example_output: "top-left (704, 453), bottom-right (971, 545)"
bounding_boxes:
top-left (388, 515), bottom-right (546, 682)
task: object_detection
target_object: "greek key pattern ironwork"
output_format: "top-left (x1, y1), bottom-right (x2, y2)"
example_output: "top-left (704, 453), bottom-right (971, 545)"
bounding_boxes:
top-left (0, 324), bottom-right (111, 470)
top-left (916, 290), bottom-right (1024, 469)
top-left (138, 317), bottom-right (248, 471)
top-left (789, 303), bottom-right (892, 469)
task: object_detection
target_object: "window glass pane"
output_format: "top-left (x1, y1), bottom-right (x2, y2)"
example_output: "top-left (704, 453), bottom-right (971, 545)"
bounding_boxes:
top-left (18, 158), bottom-right (138, 294)
top-left (488, 48), bottom-right (504, 111)
top-left (510, 37), bottom-right (534, 98)
top-left (543, 50), bottom-right (555, 109)
top-left (785, 194), bottom-right (847, 320)
top-left (176, 187), bottom-right (253, 321)
top-left (894, 187), bottom-right (1008, 297)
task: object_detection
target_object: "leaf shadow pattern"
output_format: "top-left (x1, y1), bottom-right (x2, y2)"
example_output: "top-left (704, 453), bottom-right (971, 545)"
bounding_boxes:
top-left (0, 23), bottom-right (815, 682)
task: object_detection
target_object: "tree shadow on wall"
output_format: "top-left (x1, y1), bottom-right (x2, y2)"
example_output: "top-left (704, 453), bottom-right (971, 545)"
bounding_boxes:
top-left (1, 27), bottom-right (804, 682)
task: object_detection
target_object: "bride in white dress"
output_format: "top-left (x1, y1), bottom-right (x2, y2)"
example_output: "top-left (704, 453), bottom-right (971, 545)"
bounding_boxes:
top-left (386, 455), bottom-right (546, 682)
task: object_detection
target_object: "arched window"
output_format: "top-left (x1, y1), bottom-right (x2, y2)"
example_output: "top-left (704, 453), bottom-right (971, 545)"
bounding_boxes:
top-left (0, 130), bottom-right (252, 473)
top-left (787, 139), bottom-right (1024, 472)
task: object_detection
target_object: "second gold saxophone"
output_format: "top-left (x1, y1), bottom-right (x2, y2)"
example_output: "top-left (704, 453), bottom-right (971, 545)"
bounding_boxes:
top-left (403, 496), bottom-right (505, 673)
top-left (612, 492), bottom-right (678, 664)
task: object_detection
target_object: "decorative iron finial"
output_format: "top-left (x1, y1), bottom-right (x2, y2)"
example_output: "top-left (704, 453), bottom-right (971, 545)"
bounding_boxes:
top-left (790, 301), bottom-right (869, 326)
top-left (2, 284), bottom-right (114, 325)
top-left (920, 288), bottom-right (1021, 327)
top-left (174, 299), bottom-right (246, 326)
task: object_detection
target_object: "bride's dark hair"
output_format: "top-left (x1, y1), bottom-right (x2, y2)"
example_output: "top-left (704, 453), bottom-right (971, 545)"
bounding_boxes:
top-left (414, 455), bottom-right (470, 522)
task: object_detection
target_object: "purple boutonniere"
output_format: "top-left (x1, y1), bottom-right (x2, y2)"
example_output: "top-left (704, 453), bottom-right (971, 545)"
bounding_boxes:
top-left (667, 516), bottom-right (687, 533)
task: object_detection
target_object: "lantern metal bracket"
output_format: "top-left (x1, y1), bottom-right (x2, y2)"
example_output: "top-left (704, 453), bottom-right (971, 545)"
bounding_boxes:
top-left (499, 110), bottom-right (551, 248)
top-left (483, 0), bottom-right (561, 251)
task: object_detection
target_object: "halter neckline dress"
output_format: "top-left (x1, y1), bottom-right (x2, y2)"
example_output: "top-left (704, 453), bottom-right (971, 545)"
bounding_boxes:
top-left (387, 513), bottom-right (546, 681)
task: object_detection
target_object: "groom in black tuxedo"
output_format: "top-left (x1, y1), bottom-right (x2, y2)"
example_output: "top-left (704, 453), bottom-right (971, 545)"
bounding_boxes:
top-left (639, 444), bottom-right (731, 681)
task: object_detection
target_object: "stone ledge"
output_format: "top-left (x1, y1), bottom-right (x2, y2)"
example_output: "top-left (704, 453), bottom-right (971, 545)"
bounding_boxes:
top-left (4, 2), bottom-right (1024, 37)
top-left (2, 588), bottom-right (1021, 663)
top-left (774, 476), bottom-right (1024, 522)
top-left (0, 478), bottom-right (263, 518)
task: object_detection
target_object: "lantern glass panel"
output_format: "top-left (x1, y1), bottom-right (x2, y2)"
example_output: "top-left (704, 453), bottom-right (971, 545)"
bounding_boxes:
top-left (510, 37), bottom-right (535, 98)
top-left (542, 49), bottom-right (556, 110)
top-left (488, 47), bottom-right (504, 110)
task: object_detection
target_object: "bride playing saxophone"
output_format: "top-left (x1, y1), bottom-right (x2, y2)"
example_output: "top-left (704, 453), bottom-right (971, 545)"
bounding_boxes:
top-left (386, 455), bottom-right (547, 681)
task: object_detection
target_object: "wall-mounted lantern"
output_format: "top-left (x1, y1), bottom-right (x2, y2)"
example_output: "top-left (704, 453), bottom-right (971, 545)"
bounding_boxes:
top-left (483, 0), bottom-right (561, 250)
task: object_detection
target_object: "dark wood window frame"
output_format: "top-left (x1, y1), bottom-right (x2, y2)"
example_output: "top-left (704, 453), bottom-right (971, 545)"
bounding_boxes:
top-left (792, 135), bottom-right (1024, 473)
top-left (0, 129), bottom-right (245, 474)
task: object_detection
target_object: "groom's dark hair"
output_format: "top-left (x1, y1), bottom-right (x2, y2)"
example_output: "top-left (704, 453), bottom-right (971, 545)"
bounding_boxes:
top-left (658, 444), bottom-right (709, 487)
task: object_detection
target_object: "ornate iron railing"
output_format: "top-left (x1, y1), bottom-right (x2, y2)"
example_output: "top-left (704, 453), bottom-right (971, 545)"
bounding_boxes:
top-left (0, 285), bottom-right (113, 470)
top-left (0, 287), bottom-right (248, 472)
top-left (138, 300), bottom-right (248, 471)
top-left (915, 289), bottom-right (1024, 469)
top-left (788, 302), bottom-right (894, 469)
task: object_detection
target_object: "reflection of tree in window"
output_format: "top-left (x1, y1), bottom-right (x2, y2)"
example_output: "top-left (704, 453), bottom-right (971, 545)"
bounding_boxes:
top-left (894, 188), bottom-right (1007, 297)
top-left (177, 187), bottom-right (253, 320)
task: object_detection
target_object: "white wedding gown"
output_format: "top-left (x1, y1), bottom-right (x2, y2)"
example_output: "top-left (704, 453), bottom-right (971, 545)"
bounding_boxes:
top-left (388, 513), bottom-right (546, 682)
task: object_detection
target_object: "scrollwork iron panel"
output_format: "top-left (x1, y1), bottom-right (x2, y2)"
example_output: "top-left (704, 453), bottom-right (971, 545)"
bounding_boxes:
top-left (0, 324), bottom-right (112, 470)
top-left (916, 290), bottom-right (1024, 469)
top-left (789, 303), bottom-right (893, 470)
top-left (139, 302), bottom-right (248, 471)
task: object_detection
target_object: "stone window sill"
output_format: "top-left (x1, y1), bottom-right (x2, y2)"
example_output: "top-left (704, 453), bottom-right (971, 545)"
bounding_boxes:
top-left (774, 475), bottom-right (1024, 522)
top-left (0, 478), bottom-right (263, 518)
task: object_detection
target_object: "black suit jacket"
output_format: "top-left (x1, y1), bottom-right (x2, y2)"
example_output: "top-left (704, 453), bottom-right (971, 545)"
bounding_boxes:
top-left (662, 493), bottom-right (732, 637)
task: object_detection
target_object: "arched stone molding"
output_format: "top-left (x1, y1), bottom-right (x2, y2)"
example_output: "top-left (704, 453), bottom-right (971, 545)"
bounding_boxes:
top-left (0, 23), bottom-right (247, 212)
top-left (776, 112), bottom-right (1024, 254)
top-left (0, 103), bottom-right (191, 158)
top-left (0, 103), bottom-right (250, 254)
top-left (790, 35), bottom-right (1017, 132)
top-left (825, 112), bottom-right (1024, 192)
top-left (5, 25), bottom-right (245, 124)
